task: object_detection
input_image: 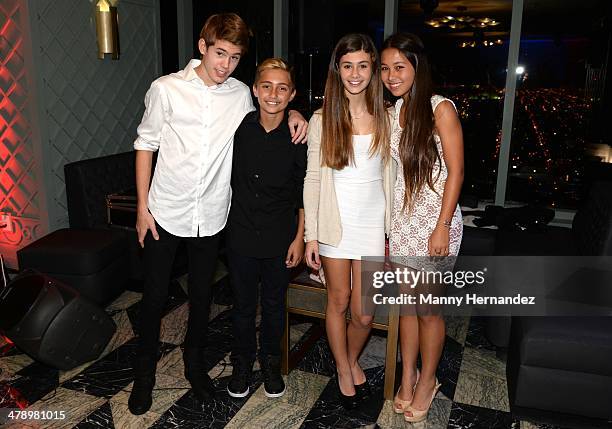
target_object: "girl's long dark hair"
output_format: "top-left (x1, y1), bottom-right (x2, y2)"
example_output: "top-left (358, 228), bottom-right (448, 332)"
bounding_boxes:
top-left (321, 33), bottom-right (388, 169)
top-left (383, 33), bottom-right (439, 211)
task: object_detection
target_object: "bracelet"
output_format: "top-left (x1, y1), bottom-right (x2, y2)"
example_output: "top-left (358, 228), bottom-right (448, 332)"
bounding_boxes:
top-left (438, 219), bottom-right (452, 228)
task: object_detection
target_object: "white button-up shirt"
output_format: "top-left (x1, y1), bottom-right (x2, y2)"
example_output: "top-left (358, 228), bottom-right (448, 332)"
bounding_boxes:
top-left (134, 59), bottom-right (255, 237)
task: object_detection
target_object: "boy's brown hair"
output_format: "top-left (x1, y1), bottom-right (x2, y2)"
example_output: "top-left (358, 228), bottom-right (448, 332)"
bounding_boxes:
top-left (199, 13), bottom-right (250, 53)
top-left (254, 58), bottom-right (295, 89)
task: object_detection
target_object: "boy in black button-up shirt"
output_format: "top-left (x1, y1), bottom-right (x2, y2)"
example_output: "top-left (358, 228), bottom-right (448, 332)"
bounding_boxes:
top-left (225, 58), bottom-right (306, 399)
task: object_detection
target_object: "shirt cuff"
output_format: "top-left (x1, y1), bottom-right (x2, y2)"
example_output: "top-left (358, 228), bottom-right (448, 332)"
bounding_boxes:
top-left (134, 137), bottom-right (159, 151)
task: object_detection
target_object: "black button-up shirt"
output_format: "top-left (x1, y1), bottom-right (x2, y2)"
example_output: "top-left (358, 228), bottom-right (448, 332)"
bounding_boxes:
top-left (226, 110), bottom-right (307, 258)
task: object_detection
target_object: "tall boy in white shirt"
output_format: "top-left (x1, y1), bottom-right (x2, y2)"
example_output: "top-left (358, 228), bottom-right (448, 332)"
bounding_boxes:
top-left (129, 13), bottom-right (307, 415)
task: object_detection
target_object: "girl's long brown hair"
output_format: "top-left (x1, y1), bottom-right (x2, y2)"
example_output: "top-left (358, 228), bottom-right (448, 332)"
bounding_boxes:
top-left (321, 33), bottom-right (388, 169)
top-left (382, 33), bottom-right (440, 211)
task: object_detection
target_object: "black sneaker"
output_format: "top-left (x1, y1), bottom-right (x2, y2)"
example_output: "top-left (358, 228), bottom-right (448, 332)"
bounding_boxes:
top-left (227, 357), bottom-right (252, 398)
top-left (261, 355), bottom-right (286, 398)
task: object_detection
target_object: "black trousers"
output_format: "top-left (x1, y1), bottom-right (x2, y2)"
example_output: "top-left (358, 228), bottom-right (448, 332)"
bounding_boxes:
top-left (227, 249), bottom-right (289, 363)
top-left (137, 223), bottom-right (220, 373)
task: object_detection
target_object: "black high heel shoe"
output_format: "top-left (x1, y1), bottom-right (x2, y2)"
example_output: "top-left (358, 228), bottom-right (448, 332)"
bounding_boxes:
top-left (354, 379), bottom-right (371, 401)
top-left (336, 376), bottom-right (359, 409)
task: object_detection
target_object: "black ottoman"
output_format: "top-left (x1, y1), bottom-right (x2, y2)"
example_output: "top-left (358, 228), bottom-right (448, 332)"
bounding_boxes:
top-left (507, 316), bottom-right (612, 427)
top-left (17, 228), bottom-right (129, 306)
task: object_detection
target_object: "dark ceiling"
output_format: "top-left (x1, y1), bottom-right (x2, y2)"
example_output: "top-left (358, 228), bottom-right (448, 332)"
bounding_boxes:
top-left (398, 0), bottom-right (611, 37)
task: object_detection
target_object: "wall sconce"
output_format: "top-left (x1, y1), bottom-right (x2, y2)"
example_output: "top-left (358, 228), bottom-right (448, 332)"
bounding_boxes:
top-left (95, 0), bottom-right (119, 60)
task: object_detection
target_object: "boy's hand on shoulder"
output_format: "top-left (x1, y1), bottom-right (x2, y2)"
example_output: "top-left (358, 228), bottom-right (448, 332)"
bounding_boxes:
top-left (288, 110), bottom-right (308, 144)
top-left (286, 238), bottom-right (305, 268)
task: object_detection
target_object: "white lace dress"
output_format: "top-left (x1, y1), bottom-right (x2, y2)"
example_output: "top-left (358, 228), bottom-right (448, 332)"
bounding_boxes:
top-left (389, 95), bottom-right (463, 261)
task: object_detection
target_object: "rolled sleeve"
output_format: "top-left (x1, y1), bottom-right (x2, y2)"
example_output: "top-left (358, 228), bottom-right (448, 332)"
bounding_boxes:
top-left (303, 113), bottom-right (322, 242)
top-left (134, 81), bottom-right (167, 151)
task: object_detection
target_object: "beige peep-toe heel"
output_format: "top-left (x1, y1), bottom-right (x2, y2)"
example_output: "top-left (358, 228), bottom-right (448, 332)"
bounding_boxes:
top-left (404, 379), bottom-right (441, 423)
top-left (392, 370), bottom-right (420, 413)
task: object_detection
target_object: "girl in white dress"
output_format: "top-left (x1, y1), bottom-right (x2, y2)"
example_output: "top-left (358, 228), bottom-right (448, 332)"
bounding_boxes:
top-left (303, 33), bottom-right (391, 408)
top-left (381, 33), bottom-right (464, 422)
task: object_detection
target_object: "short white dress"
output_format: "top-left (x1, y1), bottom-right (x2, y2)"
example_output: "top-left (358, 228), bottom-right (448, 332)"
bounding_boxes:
top-left (319, 134), bottom-right (386, 260)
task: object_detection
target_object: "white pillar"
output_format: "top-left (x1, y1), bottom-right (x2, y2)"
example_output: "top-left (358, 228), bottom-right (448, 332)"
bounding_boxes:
top-left (495, 0), bottom-right (524, 205)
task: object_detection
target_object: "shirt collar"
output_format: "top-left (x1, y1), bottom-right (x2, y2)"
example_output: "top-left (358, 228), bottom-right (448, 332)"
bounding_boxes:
top-left (247, 110), bottom-right (291, 137)
top-left (180, 59), bottom-right (234, 89)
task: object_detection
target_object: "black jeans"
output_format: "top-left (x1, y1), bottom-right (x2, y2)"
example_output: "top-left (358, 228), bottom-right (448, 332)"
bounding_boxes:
top-left (227, 249), bottom-right (289, 363)
top-left (137, 223), bottom-right (219, 372)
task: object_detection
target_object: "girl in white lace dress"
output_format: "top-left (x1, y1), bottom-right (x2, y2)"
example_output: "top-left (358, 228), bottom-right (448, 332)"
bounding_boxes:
top-left (381, 33), bottom-right (464, 423)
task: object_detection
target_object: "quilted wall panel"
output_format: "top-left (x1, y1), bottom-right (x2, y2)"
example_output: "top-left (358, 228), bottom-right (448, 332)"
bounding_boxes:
top-left (0, 0), bottom-right (44, 266)
top-left (33, 0), bottom-right (161, 230)
top-left (0, 0), bottom-right (160, 266)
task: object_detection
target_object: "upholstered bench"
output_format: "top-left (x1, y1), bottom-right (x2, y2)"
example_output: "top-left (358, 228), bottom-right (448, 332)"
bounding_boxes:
top-left (504, 181), bottom-right (612, 426)
top-left (17, 228), bottom-right (129, 306)
top-left (507, 316), bottom-right (612, 425)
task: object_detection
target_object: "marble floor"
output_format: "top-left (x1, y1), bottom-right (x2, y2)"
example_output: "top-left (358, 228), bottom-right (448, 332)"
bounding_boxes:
top-left (0, 268), bottom-right (568, 429)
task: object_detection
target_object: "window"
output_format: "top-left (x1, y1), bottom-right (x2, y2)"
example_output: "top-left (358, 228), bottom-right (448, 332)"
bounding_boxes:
top-left (506, 0), bottom-right (612, 208)
top-left (397, 0), bottom-right (513, 203)
top-left (288, 0), bottom-right (386, 115)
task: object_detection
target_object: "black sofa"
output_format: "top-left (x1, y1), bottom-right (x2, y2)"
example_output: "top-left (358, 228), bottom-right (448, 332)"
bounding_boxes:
top-left (65, 151), bottom-right (137, 230)
top-left (499, 181), bottom-right (612, 427)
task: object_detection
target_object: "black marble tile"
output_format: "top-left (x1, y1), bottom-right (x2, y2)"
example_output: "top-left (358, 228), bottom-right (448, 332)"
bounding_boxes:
top-left (151, 371), bottom-right (263, 429)
top-left (5, 361), bottom-right (61, 405)
top-left (437, 335), bottom-right (464, 401)
top-left (447, 402), bottom-right (519, 429)
top-left (74, 401), bottom-right (114, 428)
top-left (300, 367), bottom-right (385, 429)
top-left (296, 335), bottom-right (336, 377)
top-left (61, 338), bottom-right (140, 398)
top-left (465, 316), bottom-right (497, 352)
top-left (62, 339), bottom-right (178, 399)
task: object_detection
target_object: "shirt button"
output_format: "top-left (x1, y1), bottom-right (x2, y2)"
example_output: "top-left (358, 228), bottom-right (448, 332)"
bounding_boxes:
top-left (254, 174), bottom-right (259, 179)
top-left (255, 193), bottom-right (259, 198)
